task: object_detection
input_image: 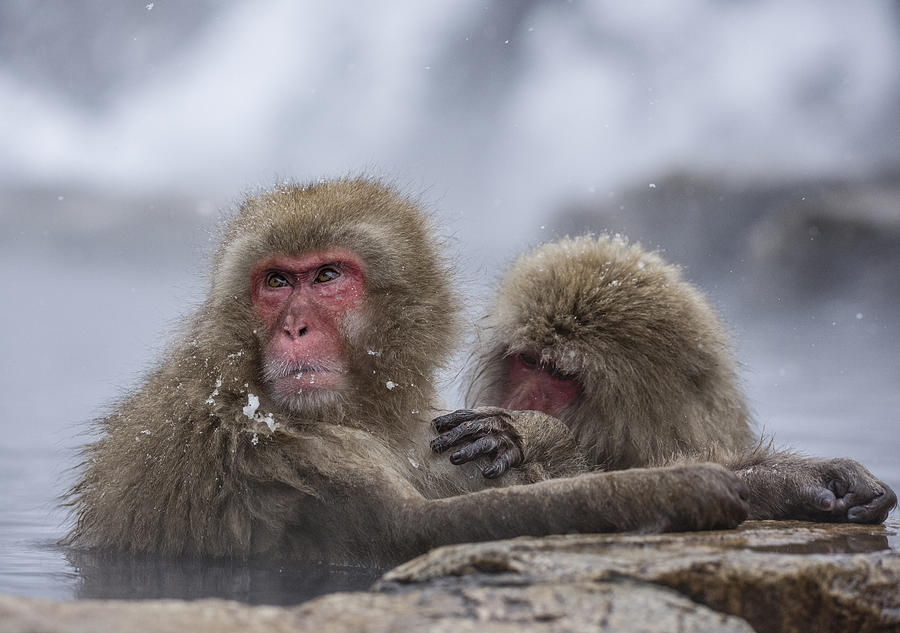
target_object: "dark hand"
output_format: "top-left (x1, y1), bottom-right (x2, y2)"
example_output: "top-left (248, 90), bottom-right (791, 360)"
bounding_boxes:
top-left (805, 458), bottom-right (897, 523)
top-left (431, 408), bottom-right (523, 478)
top-left (745, 456), bottom-right (897, 523)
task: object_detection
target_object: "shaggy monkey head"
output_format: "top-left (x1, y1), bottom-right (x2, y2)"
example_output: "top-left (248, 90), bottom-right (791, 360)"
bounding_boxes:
top-left (468, 234), bottom-right (747, 467)
top-left (203, 178), bottom-right (459, 427)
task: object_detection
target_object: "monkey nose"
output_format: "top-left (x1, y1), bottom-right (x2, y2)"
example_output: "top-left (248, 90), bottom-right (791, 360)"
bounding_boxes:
top-left (282, 324), bottom-right (309, 339)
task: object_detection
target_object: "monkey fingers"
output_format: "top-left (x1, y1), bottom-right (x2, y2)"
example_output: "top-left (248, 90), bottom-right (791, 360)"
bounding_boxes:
top-left (483, 450), bottom-right (520, 479)
top-left (432, 407), bottom-right (505, 433)
top-left (430, 409), bottom-right (507, 452)
top-left (449, 436), bottom-right (501, 464)
top-left (795, 459), bottom-right (897, 523)
top-left (448, 436), bottom-right (523, 479)
top-left (823, 468), bottom-right (897, 524)
top-left (431, 409), bottom-right (525, 475)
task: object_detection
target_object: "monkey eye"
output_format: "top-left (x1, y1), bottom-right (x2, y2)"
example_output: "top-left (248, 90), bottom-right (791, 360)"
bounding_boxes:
top-left (519, 353), bottom-right (539, 368)
top-left (314, 267), bottom-right (341, 284)
top-left (266, 273), bottom-right (290, 288)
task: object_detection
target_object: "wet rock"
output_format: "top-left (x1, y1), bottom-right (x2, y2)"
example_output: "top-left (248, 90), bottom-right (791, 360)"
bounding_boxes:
top-left (0, 580), bottom-right (753, 633)
top-left (296, 581), bottom-right (754, 633)
top-left (383, 519), bottom-right (900, 633)
top-left (1, 519), bottom-right (897, 633)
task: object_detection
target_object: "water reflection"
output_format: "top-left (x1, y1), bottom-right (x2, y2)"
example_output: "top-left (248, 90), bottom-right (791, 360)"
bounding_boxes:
top-left (66, 549), bottom-right (382, 605)
top-left (746, 530), bottom-right (891, 555)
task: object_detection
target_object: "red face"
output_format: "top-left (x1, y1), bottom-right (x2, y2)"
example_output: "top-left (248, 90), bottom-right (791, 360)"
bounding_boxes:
top-left (250, 249), bottom-right (366, 412)
top-left (501, 353), bottom-right (580, 418)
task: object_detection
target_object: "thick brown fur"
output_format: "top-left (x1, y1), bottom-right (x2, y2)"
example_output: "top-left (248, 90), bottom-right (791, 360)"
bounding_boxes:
top-left (468, 234), bottom-right (754, 469)
top-left (65, 185), bottom-right (751, 566)
top-left (464, 234), bottom-right (896, 523)
top-left (66, 178), bottom-right (463, 558)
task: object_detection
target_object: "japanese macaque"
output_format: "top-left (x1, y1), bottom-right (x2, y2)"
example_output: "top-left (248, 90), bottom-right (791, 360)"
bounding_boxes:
top-left (65, 181), bottom-right (750, 567)
top-left (433, 234), bottom-right (897, 524)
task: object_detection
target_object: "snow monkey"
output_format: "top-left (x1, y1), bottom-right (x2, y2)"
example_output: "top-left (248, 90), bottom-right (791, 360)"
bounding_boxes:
top-left (432, 234), bottom-right (897, 524)
top-left (65, 181), bottom-right (751, 567)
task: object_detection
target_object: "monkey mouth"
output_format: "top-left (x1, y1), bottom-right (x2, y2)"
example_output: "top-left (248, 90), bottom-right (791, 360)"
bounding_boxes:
top-left (263, 360), bottom-right (347, 397)
top-left (262, 360), bottom-right (345, 382)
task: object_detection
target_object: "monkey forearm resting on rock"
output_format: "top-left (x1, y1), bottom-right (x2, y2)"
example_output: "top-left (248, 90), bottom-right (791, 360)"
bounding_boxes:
top-left (399, 463), bottom-right (749, 554)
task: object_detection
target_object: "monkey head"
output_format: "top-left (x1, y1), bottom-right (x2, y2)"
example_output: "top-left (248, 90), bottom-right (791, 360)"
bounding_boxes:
top-left (202, 179), bottom-right (458, 427)
top-left (468, 234), bottom-right (748, 468)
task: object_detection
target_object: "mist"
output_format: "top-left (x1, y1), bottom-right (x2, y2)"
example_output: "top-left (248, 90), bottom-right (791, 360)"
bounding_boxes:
top-left (1, 0), bottom-right (898, 602)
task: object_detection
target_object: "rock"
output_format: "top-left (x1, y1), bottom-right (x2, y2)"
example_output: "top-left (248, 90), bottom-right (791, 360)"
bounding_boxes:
top-left (0, 519), bottom-right (897, 633)
top-left (383, 519), bottom-right (900, 633)
top-left (295, 581), bottom-right (754, 633)
top-left (0, 596), bottom-right (297, 633)
top-left (0, 580), bottom-right (753, 633)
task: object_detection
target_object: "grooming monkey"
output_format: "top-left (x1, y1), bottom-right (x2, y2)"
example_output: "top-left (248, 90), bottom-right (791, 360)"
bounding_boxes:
top-left (432, 234), bottom-right (896, 523)
top-left (65, 181), bottom-right (750, 566)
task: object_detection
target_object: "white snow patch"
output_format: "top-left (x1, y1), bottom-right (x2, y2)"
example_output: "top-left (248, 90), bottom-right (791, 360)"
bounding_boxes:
top-left (243, 392), bottom-right (278, 430)
top-left (243, 393), bottom-right (260, 419)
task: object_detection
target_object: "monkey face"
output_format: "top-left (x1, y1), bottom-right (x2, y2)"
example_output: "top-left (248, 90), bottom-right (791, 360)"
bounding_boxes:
top-left (501, 353), bottom-right (580, 419)
top-left (250, 248), bottom-right (367, 413)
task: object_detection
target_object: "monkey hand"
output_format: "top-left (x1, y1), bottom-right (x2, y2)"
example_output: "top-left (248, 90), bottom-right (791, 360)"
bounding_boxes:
top-left (740, 456), bottom-right (897, 524)
top-left (431, 407), bottom-right (588, 480)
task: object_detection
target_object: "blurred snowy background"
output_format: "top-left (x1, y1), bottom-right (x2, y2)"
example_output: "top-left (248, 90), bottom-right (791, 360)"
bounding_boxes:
top-left (1, 0), bottom-right (898, 602)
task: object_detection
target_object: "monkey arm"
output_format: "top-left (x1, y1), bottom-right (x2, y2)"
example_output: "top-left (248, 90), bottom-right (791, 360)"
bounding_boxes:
top-left (727, 450), bottom-right (897, 524)
top-left (396, 463), bottom-right (749, 557)
top-left (432, 410), bottom-right (896, 526)
top-left (431, 407), bottom-right (589, 480)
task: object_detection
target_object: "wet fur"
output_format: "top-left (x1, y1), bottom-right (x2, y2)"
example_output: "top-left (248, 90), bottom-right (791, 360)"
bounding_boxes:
top-left (65, 179), bottom-right (465, 558)
top-left (468, 234), bottom-right (896, 522)
top-left (468, 234), bottom-right (753, 469)
top-left (64, 187), bottom-right (751, 564)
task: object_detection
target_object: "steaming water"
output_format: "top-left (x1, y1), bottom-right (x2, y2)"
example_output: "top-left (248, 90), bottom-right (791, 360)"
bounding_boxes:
top-left (1, 0), bottom-right (899, 606)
